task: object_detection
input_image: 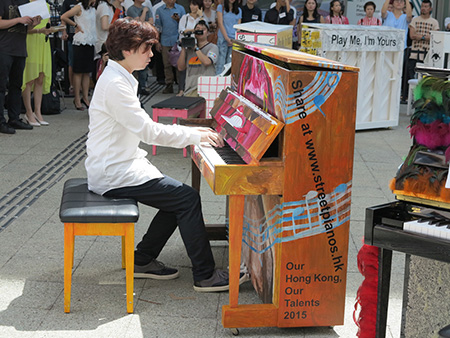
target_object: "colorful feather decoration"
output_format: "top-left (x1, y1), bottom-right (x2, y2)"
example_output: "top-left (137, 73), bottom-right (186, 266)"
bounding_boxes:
top-left (410, 120), bottom-right (450, 149)
top-left (395, 72), bottom-right (450, 202)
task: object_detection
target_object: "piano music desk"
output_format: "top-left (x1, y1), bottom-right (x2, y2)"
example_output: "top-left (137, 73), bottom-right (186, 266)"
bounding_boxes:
top-left (151, 96), bottom-right (206, 157)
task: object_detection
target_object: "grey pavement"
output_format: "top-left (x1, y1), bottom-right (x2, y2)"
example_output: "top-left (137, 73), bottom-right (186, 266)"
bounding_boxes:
top-left (0, 81), bottom-right (412, 338)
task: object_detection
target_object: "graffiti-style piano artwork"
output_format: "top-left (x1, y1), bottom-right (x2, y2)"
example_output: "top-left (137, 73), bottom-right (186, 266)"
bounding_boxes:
top-left (190, 41), bottom-right (359, 331)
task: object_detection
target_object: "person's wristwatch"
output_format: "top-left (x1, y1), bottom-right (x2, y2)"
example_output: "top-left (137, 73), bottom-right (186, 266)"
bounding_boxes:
top-left (421, 35), bottom-right (425, 40)
top-left (195, 47), bottom-right (200, 52)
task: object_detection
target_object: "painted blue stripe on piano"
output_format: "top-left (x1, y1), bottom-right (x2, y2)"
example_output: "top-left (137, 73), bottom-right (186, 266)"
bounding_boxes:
top-left (241, 181), bottom-right (352, 255)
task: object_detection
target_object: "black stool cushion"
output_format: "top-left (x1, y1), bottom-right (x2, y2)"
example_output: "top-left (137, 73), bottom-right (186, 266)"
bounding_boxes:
top-left (151, 96), bottom-right (205, 109)
top-left (59, 178), bottom-right (139, 223)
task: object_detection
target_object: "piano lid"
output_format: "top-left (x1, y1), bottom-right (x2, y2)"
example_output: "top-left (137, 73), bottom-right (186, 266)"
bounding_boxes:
top-left (210, 89), bottom-right (284, 165)
top-left (233, 40), bottom-right (359, 72)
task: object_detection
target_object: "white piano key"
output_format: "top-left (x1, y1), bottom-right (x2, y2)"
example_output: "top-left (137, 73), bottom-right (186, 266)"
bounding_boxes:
top-left (193, 143), bottom-right (226, 171)
top-left (404, 219), bottom-right (450, 241)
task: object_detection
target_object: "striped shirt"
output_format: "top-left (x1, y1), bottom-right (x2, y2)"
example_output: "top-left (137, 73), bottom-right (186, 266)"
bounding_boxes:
top-left (325, 15), bottom-right (349, 25)
top-left (358, 16), bottom-right (382, 26)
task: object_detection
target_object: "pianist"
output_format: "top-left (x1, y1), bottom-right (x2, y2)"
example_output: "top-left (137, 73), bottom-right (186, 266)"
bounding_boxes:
top-left (85, 19), bottom-right (236, 292)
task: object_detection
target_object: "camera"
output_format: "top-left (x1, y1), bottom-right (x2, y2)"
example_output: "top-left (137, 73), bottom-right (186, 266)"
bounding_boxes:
top-left (181, 32), bottom-right (195, 48)
top-left (180, 30), bottom-right (204, 48)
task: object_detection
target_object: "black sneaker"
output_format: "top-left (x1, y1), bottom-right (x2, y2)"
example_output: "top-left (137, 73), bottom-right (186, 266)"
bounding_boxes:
top-left (140, 89), bottom-right (150, 96)
top-left (162, 84), bottom-right (173, 94)
top-left (0, 123), bottom-right (15, 134)
top-left (8, 119), bottom-right (33, 130)
top-left (193, 269), bottom-right (248, 293)
top-left (134, 259), bottom-right (179, 280)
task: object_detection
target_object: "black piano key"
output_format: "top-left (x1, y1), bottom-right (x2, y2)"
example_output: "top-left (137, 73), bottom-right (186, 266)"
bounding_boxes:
top-left (213, 143), bottom-right (246, 165)
top-left (435, 220), bottom-right (449, 227)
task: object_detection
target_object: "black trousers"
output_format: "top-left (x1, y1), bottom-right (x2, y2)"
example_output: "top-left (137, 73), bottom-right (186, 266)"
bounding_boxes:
top-left (407, 58), bottom-right (419, 85)
top-left (150, 46), bottom-right (165, 82)
top-left (104, 175), bottom-right (215, 282)
top-left (0, 52), bottom-right (26, 124)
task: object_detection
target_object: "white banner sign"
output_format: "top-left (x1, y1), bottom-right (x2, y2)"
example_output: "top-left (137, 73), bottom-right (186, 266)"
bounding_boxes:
top-left (302, 24), bottom-right (405, 52)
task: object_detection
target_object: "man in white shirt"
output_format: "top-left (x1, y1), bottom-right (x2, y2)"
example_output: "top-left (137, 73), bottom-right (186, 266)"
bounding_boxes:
top-left (86, 19), bottom-right (243, 292)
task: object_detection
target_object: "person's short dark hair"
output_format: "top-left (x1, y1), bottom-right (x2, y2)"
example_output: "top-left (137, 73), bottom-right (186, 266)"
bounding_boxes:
top-left (422, 0), bottom-right (432, 6)
top-left (195, 19), bottom-right (209, 30)
top-left (190, 0), bottom-right (204, 10)
top-left (363, 1), bottom-right (376, 11)
top-left (106, 19), bottom-right (158, 61)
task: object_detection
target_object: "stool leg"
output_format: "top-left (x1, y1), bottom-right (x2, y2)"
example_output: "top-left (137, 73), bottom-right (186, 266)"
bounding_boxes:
top-left (121, 236), bottom-right (126, 269)
top-left (64, 223), bottom-right (75, 313)
top-left (199, 102), bottom-right (206, 118)
top-left (183, 147), bottom-right (187, 158)
top-left (125, 223), bottom-right (135, 313)
top-left (152, 114), bottom-right (159, 156)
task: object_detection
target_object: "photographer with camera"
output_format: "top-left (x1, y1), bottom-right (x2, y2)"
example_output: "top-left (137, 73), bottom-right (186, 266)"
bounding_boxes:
top-left (177, 20), bottom-right (218, 97)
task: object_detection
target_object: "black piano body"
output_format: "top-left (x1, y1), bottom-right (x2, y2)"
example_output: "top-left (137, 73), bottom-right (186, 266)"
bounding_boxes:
top-left (365, 200), bottom-right (450, 338)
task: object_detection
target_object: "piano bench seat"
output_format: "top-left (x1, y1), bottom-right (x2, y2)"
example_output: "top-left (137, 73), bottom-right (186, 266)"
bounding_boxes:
top-left (59, 178), bottom-right (139, 314)
top-left (151, 96), bottom-right (206, 157)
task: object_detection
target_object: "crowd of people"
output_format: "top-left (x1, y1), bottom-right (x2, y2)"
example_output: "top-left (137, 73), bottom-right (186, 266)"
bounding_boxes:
top-left (1, 0), bottom-right (449, 135)
top-left (0, 1), bottom-right (45, 134)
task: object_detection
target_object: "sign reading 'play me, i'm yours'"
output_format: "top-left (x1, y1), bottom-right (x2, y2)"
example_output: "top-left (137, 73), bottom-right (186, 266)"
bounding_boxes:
top-left (301, 23), bottom-right (404, 53)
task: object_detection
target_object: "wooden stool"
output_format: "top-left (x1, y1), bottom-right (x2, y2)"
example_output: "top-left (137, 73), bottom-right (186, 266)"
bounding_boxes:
top-left (151, 96), bottom-right (206, 157)
top-left (59, 178), bottom-right (139, 313)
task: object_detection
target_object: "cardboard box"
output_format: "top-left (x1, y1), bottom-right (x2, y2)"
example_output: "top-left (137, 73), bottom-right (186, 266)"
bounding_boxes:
top-left (428, 31), bottom-right (450, 69)
top-left (197, 75), bottom-right (231, 117)
top-left (234, 21), bottom-right (292, 48)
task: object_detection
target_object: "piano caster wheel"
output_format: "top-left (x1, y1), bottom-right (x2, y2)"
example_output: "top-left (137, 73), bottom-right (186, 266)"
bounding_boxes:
top-left (230, 328), bottom-right (239, 336)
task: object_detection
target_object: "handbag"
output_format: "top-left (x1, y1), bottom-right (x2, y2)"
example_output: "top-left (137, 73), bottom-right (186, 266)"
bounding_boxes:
top-left (168, 43), bottom-right (181, 67)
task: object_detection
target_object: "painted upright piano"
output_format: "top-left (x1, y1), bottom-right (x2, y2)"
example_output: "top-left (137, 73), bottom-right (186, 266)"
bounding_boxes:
top-left (190, 41), bottom-right (359, 332)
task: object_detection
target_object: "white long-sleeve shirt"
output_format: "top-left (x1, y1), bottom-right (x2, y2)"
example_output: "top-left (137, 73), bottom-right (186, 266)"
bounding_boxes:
top-left (85, 60), bottom-right (201, 195)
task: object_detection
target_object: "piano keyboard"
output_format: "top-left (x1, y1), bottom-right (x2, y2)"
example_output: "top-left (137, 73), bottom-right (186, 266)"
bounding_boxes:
top-left (214, 143), bottom-right (246, 164)
top-left (404, 213), bottom-right (450, 240)
top-left (193, 142), bottom-right (246, 171)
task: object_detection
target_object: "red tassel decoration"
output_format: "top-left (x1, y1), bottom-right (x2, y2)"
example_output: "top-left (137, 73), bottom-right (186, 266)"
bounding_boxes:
top-left (354, 242), bottom-right (380, 338)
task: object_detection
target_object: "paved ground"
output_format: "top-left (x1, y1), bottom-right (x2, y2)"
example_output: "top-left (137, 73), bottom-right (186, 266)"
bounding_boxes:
top-left (0, 81), bottom-right (412, 338)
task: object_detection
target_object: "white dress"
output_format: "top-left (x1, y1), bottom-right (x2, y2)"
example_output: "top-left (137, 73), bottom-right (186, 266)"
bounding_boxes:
top-left (73, 4), bottom-right (97, 46)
